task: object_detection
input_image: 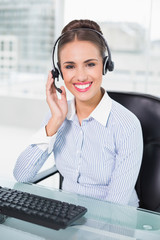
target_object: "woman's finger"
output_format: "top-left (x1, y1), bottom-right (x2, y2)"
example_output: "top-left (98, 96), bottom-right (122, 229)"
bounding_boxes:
top-left (60, 86), bottom-right (67, 101)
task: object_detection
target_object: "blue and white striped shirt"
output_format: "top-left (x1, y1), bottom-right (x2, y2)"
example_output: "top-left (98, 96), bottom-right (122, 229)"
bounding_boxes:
top-left (13, 91), bottom-right (143, 206)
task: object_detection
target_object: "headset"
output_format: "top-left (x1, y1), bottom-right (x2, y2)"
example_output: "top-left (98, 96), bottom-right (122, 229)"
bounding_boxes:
top-left (51, 28), bottom-right (114, 93)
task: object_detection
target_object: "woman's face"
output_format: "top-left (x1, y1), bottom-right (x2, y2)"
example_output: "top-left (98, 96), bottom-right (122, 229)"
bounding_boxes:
top-left (59, 40), bottom-right (103, 105)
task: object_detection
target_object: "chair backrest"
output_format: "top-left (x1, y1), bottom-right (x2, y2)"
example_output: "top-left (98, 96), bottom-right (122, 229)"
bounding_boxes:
top-left (108, 91), bottom-right (160, 212)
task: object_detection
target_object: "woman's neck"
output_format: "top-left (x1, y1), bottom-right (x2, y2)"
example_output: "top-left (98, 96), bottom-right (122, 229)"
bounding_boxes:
top-left (75, 88), bottom-right (104, 125)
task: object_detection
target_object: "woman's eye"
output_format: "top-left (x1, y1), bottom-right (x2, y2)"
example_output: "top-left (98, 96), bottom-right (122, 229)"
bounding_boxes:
top-left (65, 65), bottom-right (74, 69)
top-left (88, 62), bottom-right (96, 67)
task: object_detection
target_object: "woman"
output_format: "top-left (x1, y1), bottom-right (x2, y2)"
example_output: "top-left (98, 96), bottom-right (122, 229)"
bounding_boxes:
top-left (13, 19), bottom-right (143, 207)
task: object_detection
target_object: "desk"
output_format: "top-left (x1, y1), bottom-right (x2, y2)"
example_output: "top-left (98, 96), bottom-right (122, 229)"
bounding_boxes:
top-left (0, 178), bottom-right (160, 240)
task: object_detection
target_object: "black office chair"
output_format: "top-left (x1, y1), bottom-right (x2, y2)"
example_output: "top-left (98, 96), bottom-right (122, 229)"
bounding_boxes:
top-left (32, 91), bottom-right (160, 212)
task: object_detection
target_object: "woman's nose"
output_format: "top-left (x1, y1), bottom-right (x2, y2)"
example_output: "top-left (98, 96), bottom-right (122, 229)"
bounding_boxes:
top-left (75, 67), bottom-right (87, 81)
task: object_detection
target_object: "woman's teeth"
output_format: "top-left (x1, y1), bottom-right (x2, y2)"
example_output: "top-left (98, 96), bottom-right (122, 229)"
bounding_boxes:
top-left (74, 83), bottom-right (91, 89)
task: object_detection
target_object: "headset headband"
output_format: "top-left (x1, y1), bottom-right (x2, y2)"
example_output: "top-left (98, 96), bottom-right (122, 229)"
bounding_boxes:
top-left (51, 28), bottom-right (114, 93)
top-left (52, 27), bottom-right (114, 73)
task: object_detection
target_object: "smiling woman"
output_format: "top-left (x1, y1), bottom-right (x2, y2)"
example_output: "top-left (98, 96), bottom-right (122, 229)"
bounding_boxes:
top-left (13, 19), bottom-right (143, 208)
top-left (59, 40), bottom-right (103, 108)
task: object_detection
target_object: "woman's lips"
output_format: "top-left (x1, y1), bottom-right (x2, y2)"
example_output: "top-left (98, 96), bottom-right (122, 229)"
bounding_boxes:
top-left (73, 82), bottom-right (92, 92)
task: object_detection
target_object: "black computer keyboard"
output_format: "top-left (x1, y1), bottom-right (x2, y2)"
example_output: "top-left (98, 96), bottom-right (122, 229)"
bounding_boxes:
top-left (0, 186), bottom-right (87, 230)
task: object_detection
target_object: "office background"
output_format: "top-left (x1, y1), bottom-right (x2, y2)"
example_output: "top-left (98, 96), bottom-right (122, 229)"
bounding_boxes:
top-left (0, 0), bottom-right (160, 186)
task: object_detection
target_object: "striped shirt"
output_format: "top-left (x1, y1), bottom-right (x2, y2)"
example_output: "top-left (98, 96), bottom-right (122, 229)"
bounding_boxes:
top-left (13, 91), bottom-right (143, 207)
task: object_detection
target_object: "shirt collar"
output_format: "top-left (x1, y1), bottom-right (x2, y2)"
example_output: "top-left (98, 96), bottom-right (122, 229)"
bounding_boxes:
top-left (66, 90), bottom-right (112, 126)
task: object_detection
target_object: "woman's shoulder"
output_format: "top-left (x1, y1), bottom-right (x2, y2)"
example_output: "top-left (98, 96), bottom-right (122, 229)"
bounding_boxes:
top-left (110, 99), bottom-right (141, 131)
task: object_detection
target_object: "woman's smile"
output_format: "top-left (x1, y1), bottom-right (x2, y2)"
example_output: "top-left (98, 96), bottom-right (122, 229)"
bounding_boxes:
top-left (73, 82), bottom-right (93, 92)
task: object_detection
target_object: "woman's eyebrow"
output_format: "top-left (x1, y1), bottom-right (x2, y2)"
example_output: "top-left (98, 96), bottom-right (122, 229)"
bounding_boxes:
top-left (63, 59), bottom-right (98, 65)
top-left (84, 59), bottom-right (98, 63)
top-left (63, 61), bottom-right (75, 65)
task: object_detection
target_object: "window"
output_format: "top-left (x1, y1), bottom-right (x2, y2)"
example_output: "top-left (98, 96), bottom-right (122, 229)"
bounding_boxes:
top-left (64, 0), bottom-right (160, 97)
top-left (0, 0), bottom-right (57, 98)
top-left (0, 0), bottom-right (160, 98)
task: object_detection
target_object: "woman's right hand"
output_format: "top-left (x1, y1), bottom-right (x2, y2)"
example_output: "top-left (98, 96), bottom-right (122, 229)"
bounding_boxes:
top-left (45, 71), bottom-right (68, 136)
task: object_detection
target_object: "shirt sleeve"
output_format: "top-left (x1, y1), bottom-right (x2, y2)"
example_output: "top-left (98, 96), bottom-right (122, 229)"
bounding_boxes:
top-left (13, 126), bottom-right (57, 182)
top-left (106, 119), bottom-right (143, 205)
top-left (29, 126), bottom-right (57, 154)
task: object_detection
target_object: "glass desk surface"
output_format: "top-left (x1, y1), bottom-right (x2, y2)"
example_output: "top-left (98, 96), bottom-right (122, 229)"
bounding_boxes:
top-left (0, 178), bottom-right (160, 240)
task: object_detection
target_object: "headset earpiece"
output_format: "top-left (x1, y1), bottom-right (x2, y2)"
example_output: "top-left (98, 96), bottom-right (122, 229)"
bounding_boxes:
top-left (103, 56), bottom-right (114, 75)
top-left (107, 60), bottom-right (114, 72)
top-left (51, 68), bottom-right (59, 79)
top-left (51, 68), bottom-right (62, 93)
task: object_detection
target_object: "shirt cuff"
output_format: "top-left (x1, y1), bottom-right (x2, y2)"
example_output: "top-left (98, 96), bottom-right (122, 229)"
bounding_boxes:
top-left (29, 126), bottom-right (57, 154)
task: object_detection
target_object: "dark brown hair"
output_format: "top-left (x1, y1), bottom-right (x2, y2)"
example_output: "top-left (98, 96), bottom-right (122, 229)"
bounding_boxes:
top-left (57, 19), bottom-right (106, 62)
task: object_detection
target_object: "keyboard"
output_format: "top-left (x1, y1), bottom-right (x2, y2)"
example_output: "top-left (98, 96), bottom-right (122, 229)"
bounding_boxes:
top-left (0, 186), bottom-right (87, 230)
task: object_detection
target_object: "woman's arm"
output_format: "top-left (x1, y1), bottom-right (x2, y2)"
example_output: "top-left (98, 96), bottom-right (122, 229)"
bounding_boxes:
top-left (13, 71), bottom-right (68, 182)
top-left (13, 144), bottom-right (50, 182)
top-left (106, 120), bottom-right (143, 205)
top-left (13, 127), bottom-right (57, 182)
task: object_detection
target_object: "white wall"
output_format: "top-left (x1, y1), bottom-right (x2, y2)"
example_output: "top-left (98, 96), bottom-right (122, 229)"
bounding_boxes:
top-left (0, 96), bottom-right (49, 129)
